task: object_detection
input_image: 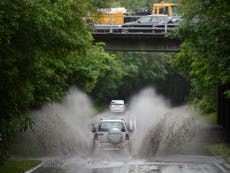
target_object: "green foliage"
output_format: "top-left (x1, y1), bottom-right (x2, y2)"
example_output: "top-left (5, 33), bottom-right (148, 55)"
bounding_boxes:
top-left (89, 0), bottom-right (110, 9)
top-left (116, 52), bottom-right (171, 99)
top-left (90, 52), bottom-right (125, 104)
top-left (196, 112), bottom-right (217, 124)
top-left (0, 160), bottom-right (41, 173)
top-left (224, 90), bottom-right (230, 98)
top-left (119, 0), bottom-right (154, 12)
top-left (69, 44), bottom-right (116, 93)
top-left (90, 52), bottom-right (189, 106)
top-left (0, 0), bottom-right (114, 163)
top-left (170, 0), bottom-right (230, 113)
top-left (207, 144), bottom-right (230, 159)
top-left (191, 96), bottom-right (216, 114)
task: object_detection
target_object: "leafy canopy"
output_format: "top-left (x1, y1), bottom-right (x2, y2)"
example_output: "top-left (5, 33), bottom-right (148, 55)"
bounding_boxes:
top-left (170, 0), bottom-right (230, 112)
top-left (0, 0), bottom-right (112, 163)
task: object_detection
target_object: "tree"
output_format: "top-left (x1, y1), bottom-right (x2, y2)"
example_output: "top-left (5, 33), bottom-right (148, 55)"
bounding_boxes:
top-left (119, 0), bottom-right (153, 12)
top-left (0, 0), bottom-right (113, 163)
top-left (90, 52), bottom-right (125, 104)
top-left (91, 52), bottom-right (189, 106)
top-left (169, 0), bottom-right (230, 113)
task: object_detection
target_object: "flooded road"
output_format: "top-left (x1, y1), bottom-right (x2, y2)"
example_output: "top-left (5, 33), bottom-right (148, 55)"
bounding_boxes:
top-left (33, 155), bottom-right (228, 173)
top-left (14, 88), bottom-right (229, 173)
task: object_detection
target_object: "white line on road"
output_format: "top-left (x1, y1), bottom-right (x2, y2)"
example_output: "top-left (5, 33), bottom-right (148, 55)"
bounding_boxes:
top-left (25, 162), bottom-right (44, 173)
top-left (215, 163), bottom-right (229, 173)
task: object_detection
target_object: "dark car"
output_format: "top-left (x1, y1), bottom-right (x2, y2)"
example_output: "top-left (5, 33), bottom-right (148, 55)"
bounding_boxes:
top-left (119, 14), bottom-right (169, 33)
top-left (153, 16), bottom-right (182, 33)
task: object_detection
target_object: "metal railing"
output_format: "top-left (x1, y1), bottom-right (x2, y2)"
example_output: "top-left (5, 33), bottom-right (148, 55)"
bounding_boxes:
top-left (91, 15), bottom-right (179, 34)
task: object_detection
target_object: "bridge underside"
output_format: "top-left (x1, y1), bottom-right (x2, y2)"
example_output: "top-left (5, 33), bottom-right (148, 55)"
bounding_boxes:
top-left (93, 33), bottom-right (181, 52)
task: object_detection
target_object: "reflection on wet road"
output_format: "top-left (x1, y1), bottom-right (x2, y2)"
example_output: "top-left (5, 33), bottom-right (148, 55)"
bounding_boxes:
top-left (33, 155), bottom-right (228, 173)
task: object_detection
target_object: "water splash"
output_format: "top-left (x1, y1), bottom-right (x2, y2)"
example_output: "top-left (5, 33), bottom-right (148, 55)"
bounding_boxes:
top-left (13, 88), bottom-right (94, 157)
top-left (13, 87), bottom-right (200, 158)
top-left (127, 88), bottom-right (197, 157)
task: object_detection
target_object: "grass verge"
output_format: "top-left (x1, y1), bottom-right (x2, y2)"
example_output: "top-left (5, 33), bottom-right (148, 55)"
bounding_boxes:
top-left (196, 112), bottom-right (217, 124)
top-left (0, 160), bottom-right (42, 173)
top-left (207, 144), bottom-right (230, 163)
top-left (202, 113), bottom-right (217, 124)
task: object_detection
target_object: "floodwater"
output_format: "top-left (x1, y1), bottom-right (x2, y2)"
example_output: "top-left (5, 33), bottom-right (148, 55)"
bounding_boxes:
top-left (14, 88), bottom-right (228, 173)
top-left (33, 155), bottom-right (227, 173)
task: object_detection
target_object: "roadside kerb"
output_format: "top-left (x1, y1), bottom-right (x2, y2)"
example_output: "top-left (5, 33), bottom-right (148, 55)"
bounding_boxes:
top-left (25, 162), bottom-right (44, 173)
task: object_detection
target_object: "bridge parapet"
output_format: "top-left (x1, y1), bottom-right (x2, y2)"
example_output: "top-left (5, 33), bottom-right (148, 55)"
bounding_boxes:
top-left (91, 15), bottom-right (181, 51)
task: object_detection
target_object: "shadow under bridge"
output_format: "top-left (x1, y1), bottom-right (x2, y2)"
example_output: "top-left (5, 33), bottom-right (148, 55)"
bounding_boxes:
top-left (92, 33), bottom-right (181, 52)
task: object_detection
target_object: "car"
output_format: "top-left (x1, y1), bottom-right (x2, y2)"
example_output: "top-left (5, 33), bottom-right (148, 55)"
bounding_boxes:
top-left (109, 100), bottom-right (126, 112)
top-left (153, 15), bottom-right (182, 33)
top-left (119, 14), bottom-right (169, 33)
top-left (92, 119), bottom-right (132, 153)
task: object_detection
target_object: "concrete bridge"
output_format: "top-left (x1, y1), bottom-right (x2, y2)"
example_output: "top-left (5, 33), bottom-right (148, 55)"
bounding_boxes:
top-left (93, 33), bottom-right (181, 52)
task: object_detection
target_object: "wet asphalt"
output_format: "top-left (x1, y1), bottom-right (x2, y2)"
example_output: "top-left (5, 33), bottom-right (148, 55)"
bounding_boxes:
top-left (32, 154), bottom-right (229, 173)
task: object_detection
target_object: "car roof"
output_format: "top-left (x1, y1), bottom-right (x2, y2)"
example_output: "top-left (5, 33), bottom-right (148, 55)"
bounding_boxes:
top-left (99, 119), bottom-right (125, 123)
top-left (111, 100), bottom-right (124, 105)
top-left (146, 14), bottom-right (168, 17)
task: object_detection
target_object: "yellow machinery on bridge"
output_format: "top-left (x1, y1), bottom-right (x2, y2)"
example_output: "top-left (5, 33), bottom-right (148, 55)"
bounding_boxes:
top-left (152, 0), bottom-right (178, 16)
top-left (93, 7), bottom-right (126, 24)
top-left (90, 1), bottom-right (178, 27)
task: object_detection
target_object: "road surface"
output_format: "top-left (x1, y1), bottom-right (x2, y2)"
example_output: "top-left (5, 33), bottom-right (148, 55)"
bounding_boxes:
top-left (32, 154), bottom-right (229, 173)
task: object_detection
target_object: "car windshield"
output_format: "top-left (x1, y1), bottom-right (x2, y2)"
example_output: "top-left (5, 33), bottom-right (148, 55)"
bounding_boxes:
top-left (138, 16), bottom-right (152, 22)
top-left (98, 122), bottom-right (125, 132)
top-left (138, 16), bottom-right (168, 23)
top-left (153, 16), bottom-right (167, 22)
top-left (111, 100), bottom-right (124, 105)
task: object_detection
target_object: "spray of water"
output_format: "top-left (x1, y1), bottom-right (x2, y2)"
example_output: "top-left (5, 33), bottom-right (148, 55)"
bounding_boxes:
top-left (13, 88), bottom-right (94, 157)
top-left (13, 87), bottom-right (200, 158)
top-left (127, 88), bottom-right (197, 157)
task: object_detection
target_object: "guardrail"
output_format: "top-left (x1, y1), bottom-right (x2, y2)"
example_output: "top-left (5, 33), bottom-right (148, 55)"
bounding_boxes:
top-left (90, 15), bottom-right (179, 34)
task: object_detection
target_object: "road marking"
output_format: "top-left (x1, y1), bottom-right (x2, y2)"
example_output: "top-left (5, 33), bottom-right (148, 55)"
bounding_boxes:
top-left (24, 162), bottom-right (44, 173)
top-left (215, 163), bottom-right (229, 173)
